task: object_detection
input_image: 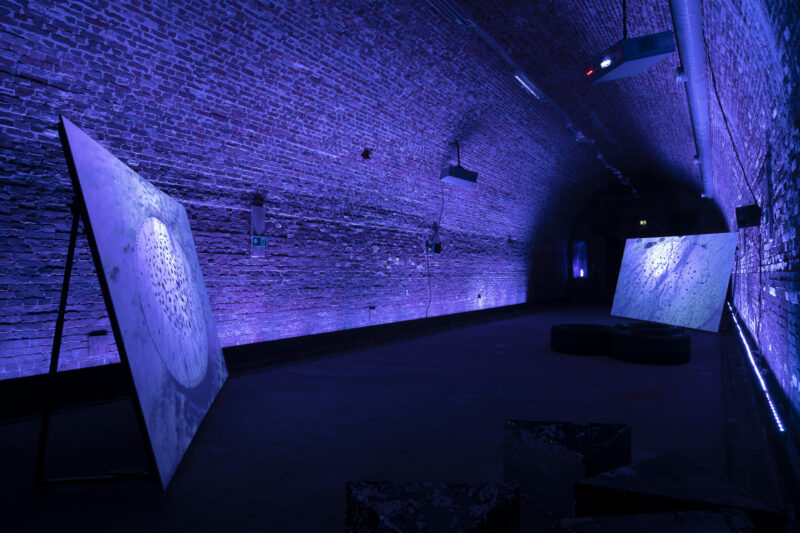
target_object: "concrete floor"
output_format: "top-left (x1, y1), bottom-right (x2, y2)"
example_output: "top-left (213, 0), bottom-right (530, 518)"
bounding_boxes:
top-left (0, 305), bottom-right (783, 531)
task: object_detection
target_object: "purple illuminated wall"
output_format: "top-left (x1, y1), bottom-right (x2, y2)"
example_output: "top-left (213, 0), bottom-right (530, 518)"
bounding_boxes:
top-left (0, 1), bottom-right (609, 379)
top-left (2, 0), bottom-right (797, 430)
top-left (701, 0), bottom-right (800, 424)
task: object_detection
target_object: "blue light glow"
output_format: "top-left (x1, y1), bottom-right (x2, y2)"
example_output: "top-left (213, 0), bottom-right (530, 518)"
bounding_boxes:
top-left (514, 72), bottom-right (541, 99)
top-left (572, 241), bottom-right (587, 279)
top-left (727, 302), bottom-right (785, 433)
top-left (600, 58), bottom-right (612, 69)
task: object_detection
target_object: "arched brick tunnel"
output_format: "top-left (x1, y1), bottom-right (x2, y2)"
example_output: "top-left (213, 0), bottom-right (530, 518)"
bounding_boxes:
top-left (0, 0), bottom-right (798, 529)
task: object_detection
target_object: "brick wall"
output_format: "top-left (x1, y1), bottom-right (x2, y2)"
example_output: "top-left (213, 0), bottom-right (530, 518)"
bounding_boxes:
top-left (463, 0), bottom-right (699, 194)
top-left (702, 0), bottom-right (800, 423)
top-left (0, 0), bottom-right (609, 379)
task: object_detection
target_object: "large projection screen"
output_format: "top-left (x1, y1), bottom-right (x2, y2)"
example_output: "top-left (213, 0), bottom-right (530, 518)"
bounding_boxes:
top-left (611, 233), bottom-right (738, 332)
top-left (59, 116), bottom-right (228, 488)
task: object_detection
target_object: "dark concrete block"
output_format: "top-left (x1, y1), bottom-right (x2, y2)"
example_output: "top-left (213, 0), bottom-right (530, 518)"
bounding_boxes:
top-left (553, 509), bottom-right (755, 533)
top-left (574, 453), bottom-right (783, 532)
top-left (502, 420), bottom-right (631, 519)
top-left (345, 481), bottom-right (519, 533)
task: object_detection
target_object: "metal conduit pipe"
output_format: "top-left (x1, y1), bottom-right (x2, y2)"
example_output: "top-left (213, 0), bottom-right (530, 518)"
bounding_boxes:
top-left (669, 0), bottom-right (713, 198)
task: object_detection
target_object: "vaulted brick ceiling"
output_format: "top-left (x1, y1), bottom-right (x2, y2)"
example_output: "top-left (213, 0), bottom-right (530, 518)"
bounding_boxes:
top-left (462, 0), bottom-right (699, 194)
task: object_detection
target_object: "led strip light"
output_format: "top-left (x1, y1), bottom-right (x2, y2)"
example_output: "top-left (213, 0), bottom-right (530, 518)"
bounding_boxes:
top-left (727, 302), bottom-right (785, 433)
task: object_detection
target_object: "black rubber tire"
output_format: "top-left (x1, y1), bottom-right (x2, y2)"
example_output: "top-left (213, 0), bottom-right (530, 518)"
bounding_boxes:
top-left (611, 328), bottom-right (691, 365)
top-left (550, 324), bottom-right (613, 355)
top-left (614, 322), bottom-right (683, 335)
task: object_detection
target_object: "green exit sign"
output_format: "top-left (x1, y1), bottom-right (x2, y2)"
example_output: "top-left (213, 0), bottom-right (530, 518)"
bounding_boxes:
top-left (252, 235), bottom-right (267, 247)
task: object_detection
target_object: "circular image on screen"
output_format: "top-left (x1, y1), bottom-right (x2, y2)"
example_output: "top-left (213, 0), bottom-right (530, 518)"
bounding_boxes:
top-left (135, 217), bottom-right (208, 388)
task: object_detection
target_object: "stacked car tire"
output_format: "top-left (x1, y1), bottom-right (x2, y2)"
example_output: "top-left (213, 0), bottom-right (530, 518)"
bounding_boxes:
top-left (550, 322), bottom-right (691, 365)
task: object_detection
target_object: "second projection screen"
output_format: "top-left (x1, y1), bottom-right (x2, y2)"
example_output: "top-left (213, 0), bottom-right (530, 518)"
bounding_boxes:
top-left (611, 233), bottom-right (738, 332)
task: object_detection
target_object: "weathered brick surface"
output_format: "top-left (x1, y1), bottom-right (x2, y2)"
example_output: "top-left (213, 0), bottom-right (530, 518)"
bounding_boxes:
top-left (702, 0), bottom-right (800, 423)
top-left (0, 0), bottom-right (610, 379)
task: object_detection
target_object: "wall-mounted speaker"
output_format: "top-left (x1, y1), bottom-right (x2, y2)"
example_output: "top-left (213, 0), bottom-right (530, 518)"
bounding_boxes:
top-left (735, 205), bottom-right (761, 228)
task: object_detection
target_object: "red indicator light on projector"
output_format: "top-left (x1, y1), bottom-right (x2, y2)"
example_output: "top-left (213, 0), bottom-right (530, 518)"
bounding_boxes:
top-left (586, 68), bottom-right (594, 76)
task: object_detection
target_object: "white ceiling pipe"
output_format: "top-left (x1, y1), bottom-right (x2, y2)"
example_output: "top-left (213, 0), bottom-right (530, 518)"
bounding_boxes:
top-left (670, 0), bottom-right (714, 198)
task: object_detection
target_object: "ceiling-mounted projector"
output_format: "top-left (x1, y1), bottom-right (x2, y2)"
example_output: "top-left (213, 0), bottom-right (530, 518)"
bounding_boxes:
top-left (585, 31), bottom-right (675, 84)
top-left (440, 165), bottom-right (477, 187)
top-left (440, 140), bottom-right (477, 187)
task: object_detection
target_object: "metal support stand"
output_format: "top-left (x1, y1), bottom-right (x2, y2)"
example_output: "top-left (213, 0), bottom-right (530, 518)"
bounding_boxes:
top-left (34, 202), bottom-right (151, 487)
